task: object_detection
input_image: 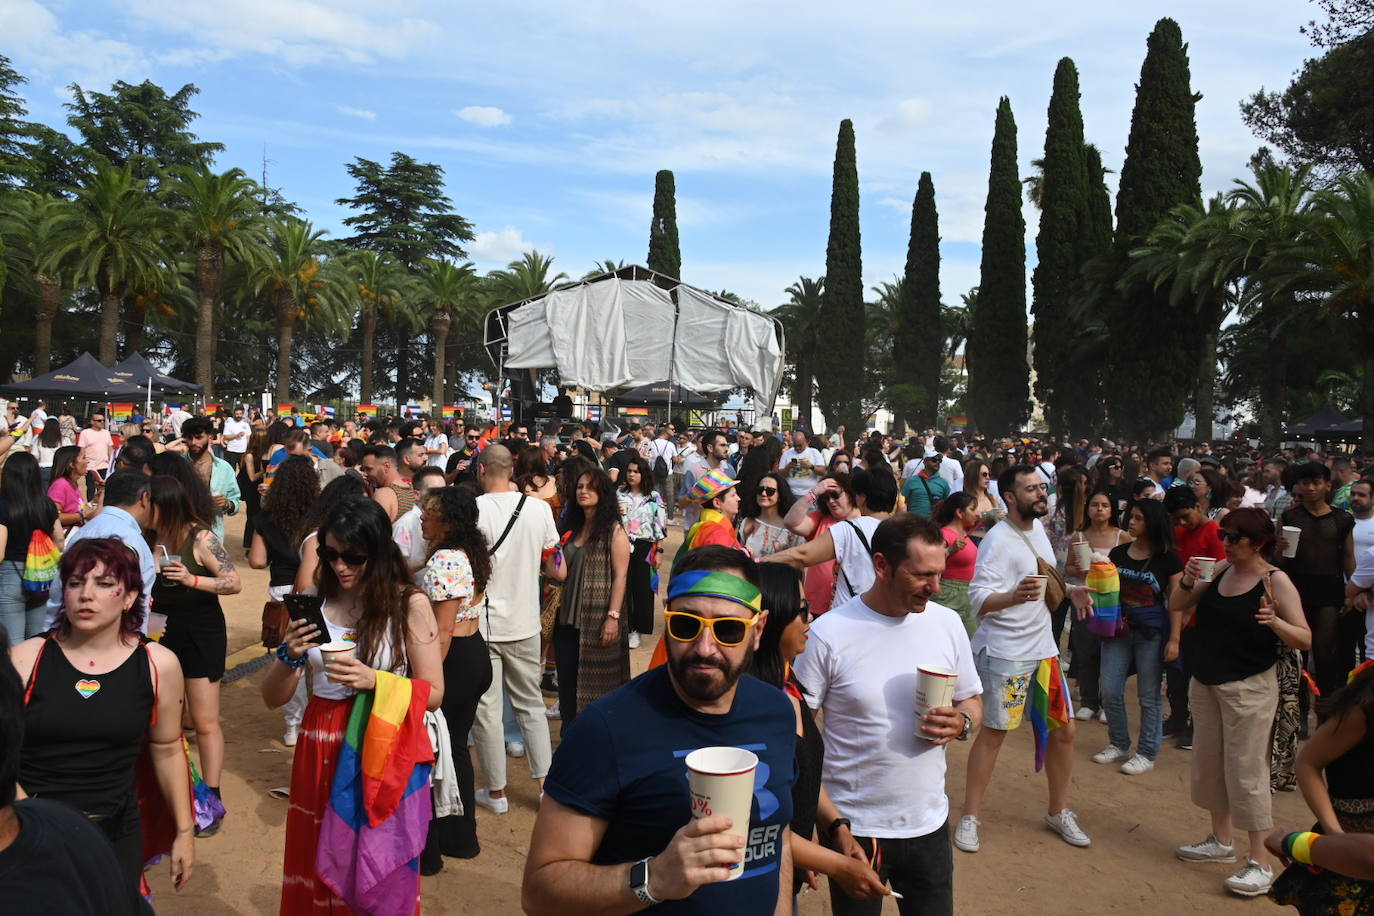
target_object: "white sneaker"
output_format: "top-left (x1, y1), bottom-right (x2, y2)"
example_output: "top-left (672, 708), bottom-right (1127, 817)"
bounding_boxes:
top-left (545, 704), bottom-right (561, 719)
top-left (283, 724), bottom-right (299, 747)
top-left (1224, 861), bottom-right (1274, 897)
top-left (1074, 706), bottom-right (1097, 721)
top-left (953, 815), bottom-right (981, 853)
top-left (628, 630), bottom-right (642, 649)
top-left (506, 740), bottom-right (526, 758)
top-left (1175, 835), bottom-right (1237, 863)
top-left (1092, 745), bottom-right (1130, 764)
top-left (1119, 754), bottom-right (1155, 776)
top-left (1045, 809), bottom-right (1090, 847)
top-left (1098, 709), bottom-right (1107, 723)
top-left (473, 789), bottom-right (509, 815)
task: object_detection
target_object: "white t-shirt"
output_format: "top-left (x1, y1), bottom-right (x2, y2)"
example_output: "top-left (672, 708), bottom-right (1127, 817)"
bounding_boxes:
top-left (793, 595), bottom-right (980, 839)
top-left (476, 491), bottom-right (558, 642)
top-left (969, 519), bottom-right (1060, 661)
top-left (392, 505), bottom-right (427, 586)
top-left (1348, 544), bottom-right (1374, 660)
top-left (168, 408), bottom-right (191, 439)
top-left (1353, 515), bottom-right (1374, 560)
top-left (222, 417), bottom-right (251, 454)
top-left (901, 458), bottom-right (922, 481)
top-left (938, 455), bottom-right (964, 491)
top-left (778, 447), bottom-right (824, 497)
top-left (424, 433), bottom-right (450, 468)
top-left (647, 438), bottom-right (678, 475)
top-left (829, 516), bottom-right (882, 605)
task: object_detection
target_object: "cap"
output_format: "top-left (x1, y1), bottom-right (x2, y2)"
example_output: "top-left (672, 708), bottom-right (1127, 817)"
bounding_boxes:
top-left (690, 468), bottom-right (738, 503)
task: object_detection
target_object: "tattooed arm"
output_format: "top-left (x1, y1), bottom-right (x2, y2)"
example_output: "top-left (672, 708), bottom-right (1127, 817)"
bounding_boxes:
top-left (193, 529), bottom-right (243, 596)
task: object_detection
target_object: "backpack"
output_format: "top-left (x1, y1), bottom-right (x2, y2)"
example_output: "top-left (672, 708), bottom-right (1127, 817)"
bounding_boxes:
top-left (21, 528), bottom-right (61, 596)
top-left (652, 441), bottom-right (670, 479)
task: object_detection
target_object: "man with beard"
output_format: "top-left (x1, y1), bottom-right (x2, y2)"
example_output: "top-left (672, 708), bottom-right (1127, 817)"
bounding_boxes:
top-left (179, 416), bottom-right (240, 540)
top-left (955, 465), bottom-right (1094, 855)
top-left (525, 547), bottom-right (795, 915)
top-left (793, 514), bottom-right (982, 916)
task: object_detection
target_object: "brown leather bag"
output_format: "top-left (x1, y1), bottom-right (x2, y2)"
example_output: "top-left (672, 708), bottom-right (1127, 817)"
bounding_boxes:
top-left (261, 600), bottom-right (290, 649)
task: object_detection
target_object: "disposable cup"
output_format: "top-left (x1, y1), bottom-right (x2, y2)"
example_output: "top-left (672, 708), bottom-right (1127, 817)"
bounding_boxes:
top-left (320, 641), bottom-right (357, 680)
top-left (146, 611), bottom-right (168, 640)
top-left (1027, 575), bottom-right (1048, 603)
top-left (157, 554), bottom-right (181, 570)
top-left (1071, 541), bottom-right (1092, 571)
top-left (685, 746), bottom-right (758, 880)
top-left (1282, 526), bottom-right (1302, 559)
top-left (914, 665), bottom-right (958, 740)
top-left (1193, 557), bottom-right (1216, 583)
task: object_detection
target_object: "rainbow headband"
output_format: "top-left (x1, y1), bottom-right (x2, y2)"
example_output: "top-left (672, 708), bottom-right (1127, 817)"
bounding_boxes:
top-left (666, 570), bottom-right (762, 613)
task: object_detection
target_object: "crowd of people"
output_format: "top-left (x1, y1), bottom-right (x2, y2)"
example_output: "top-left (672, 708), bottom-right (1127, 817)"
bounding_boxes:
top-left (1, 399), bottom-right (1373, 915)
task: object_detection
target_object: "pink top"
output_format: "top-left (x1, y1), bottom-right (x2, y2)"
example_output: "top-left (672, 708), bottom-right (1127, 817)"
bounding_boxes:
top-left (804, 511), bottom-right (840, 616)
top-left (48, 476), bottom-right (82, 518)
top-left (942, 525), bottom-right (978, 581)
top-left (78, 427), bottom-right (114, 471)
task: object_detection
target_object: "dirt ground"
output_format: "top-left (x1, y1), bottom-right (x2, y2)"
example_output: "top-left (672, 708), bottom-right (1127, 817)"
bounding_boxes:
top-left (147, 513), bottom-right (1312, 915)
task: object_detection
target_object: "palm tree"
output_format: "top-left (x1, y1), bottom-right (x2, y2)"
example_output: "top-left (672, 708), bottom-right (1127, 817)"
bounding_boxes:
top-left (415, 258), bottom-right (477, 408)
top-left (43, 164), bottom-right (172, 365)
top-left (163, 166), bottom-right (268, 397)
top-left (487, 250), bottom-right (569, 304)
top-left (583, 259), bottom-right (626, 279)
top-left (344, 250), bottom-right (410, 404)
top-left (772, 276), bottom-right (824, 426)
top-left (253, 219), bottom-right (346, 402)
top-left (0, 192), bottom-right (71, 375)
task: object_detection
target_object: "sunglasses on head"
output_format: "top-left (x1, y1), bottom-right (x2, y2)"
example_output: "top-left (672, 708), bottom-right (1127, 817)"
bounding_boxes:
top-left (317, 544), bottom-right (369, 566)
top-left (1218, 530), bottom-right (1247, 544)
top-left (757, 485), bottom-right (778, 496)
top-left (665, 610), bottom-right (757, 646)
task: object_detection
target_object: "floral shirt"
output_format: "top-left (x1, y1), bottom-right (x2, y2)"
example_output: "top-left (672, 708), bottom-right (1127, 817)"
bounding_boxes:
top-left (617, 490), bottom-right (667, 542)
top-left (423, 548), bottom-right (480, 621)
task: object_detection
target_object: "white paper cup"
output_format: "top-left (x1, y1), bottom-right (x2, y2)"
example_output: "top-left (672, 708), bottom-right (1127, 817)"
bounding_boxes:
top-left (914, 665), bottom-right (958, 740)
top-left (1072, 541), bottom-right (1092, 570)
top-left (145, 611), bottom-right (168, 640)
top-left (1193, 557), bottom-right (1216, 583)
top-left (320, 641), bottom-right (357, 680)
top-left (1027, 575), bottom-right (1048, 603)
top-left (1282, 525), bottom-right (1301, 559)
top-left (685, 746), bottom-right (758, 880)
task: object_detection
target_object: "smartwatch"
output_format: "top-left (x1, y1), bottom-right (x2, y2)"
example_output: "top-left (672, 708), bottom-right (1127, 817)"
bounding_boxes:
top-left (957, 711), bottom-right (974, 741)
top-left (826, 816), bottom-right (852, 838)
top-left (630, 856), bottom-right (660, 906)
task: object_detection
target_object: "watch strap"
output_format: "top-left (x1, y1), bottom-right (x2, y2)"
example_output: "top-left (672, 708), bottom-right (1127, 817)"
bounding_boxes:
top-left (630, 856), bottom-right (659, 905)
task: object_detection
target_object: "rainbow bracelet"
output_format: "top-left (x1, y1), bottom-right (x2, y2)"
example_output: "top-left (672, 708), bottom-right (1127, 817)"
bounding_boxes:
top-left (1284, 831), bottom-right (1321, 865)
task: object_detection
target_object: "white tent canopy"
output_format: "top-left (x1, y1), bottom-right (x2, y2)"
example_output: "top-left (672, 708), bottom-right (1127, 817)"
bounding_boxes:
top-left (485, 266), bottom-right (785, 410)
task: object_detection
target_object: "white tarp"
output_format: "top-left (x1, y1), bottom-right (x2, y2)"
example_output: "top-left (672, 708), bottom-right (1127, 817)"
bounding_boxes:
top-left (672, 286), bottom-right (734, 393)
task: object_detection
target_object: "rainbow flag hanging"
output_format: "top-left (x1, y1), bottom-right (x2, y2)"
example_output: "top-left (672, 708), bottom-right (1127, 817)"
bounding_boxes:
top-left (1029, 657), bottom-right (1070, 772)
top-left (440, 405), bottom-right (461, 419)
top-left (316, 671), bottom-right (433, 916)
top-left (624, 406), bottom-right (649, 417)
top-left (357, 404), bottom-right (379, 418)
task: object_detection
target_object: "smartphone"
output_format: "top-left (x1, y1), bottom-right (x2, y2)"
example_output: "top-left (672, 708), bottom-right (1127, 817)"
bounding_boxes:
top-left (284, 593), bottom-right (331, 645)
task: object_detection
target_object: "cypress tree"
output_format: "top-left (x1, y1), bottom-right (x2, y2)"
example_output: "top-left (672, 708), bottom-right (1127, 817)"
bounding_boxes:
top-left (815, 119), bottom-right (865, 434)
top-left (1031, 58), bottom-right (1088, 438)
top-left (967, 98), bottom-right (1029, 436)
top-left (1108, 18), bottom-right (1203, 439)
top-left (897, 171), bottom-right (943, 430)
top-left (1062, 142), bottom-right (1115, 436)
top-left (647, 169), bottom-right (681, 279)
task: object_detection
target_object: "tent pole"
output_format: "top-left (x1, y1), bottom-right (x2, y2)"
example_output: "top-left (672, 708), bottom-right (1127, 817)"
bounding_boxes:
top-left (145, 378), bottom-right (152, 422)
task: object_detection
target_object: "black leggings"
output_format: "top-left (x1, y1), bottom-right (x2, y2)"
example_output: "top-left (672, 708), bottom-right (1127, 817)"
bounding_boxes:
top-left (627, 540), bottom-right (655, 635)
top-left (1305, 604), bottom-right (1365, 709)
top-left (554, 624), bottom-right (580, 728)
top-left (92, 794), bottom-right (143, 899)
top-left (422, 631), bottom-right (493, 867)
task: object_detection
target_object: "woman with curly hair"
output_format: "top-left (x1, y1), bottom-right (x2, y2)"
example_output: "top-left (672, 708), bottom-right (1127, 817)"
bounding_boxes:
top-left (545, 466), bottom-right (630, 722)
top-left (418, 485), bottom-right (494, 867)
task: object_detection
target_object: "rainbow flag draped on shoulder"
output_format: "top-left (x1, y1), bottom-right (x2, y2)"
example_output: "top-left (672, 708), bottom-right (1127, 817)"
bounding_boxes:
top-left (1029, 657), bottom-right (1070, 773)
top-left (316, 671), bottom-right (434, 916)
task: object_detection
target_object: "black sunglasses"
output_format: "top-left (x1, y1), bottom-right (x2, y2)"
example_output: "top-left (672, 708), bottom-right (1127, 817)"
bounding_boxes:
top-left (757, 486), bottom-right (778, 496)
top-left (1217, 530), bottom-right (1247, 544)
top-left (317, 544), bottom-right (369, 566)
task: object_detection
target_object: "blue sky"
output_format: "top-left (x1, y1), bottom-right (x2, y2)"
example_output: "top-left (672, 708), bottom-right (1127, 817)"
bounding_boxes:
top-left (4, 0), bottom-right (1316, 310)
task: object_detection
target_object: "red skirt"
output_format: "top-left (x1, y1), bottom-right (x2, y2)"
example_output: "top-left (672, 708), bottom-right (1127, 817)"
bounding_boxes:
top-left (280, 696), bottom-right (356, 916)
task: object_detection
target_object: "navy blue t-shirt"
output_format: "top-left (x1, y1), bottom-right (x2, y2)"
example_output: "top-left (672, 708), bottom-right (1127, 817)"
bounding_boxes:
top-left (545, 665), bottom-right (797, 914)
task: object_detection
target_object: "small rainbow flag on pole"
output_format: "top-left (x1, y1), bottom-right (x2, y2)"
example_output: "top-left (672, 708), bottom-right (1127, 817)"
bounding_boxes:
top-left (1029, 657), bottom-right (1070, 772)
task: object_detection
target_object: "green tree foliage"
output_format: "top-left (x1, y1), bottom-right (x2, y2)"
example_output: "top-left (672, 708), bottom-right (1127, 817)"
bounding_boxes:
top-left (815, 119), bottom-right (865, 435)
top-left (772, 277), bottom-right (823, 427)
top-left (342, 250), bottom-right (410, 404)
top-left (253, 219), bottom-right (348, 401)
top-left (647, 170), bottom-right (681, 280)
top-left (415, 259), bottom-right (478, 408)
top-left (897, 171), bottom-right (942, 430)
top-left (0, 55), bottom-right (32, 186)
top-left (1106, 18), bottom-right (1203, 439)
top-left (65, 80), bottom-right (222, 183)
top-left (967, 98), bottom-right (1029, 436)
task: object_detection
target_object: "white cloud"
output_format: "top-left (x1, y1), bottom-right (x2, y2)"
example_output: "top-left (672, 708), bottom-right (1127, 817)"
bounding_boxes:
top-left (335, 105), bottom-right (376, 120)
top-left (454, 105), bottom-right (512, 127)
top-left (0, 0), bottom-right (148, 90)
top-left (569, 189), bottom-right (740, 232)
top-left (876, 98), bottom-right (932, 133)
top-left (471, 227), bottom-right (542, 266)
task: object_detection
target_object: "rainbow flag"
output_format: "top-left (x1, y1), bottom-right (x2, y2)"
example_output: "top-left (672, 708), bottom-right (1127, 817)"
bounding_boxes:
top-left (624, 406), bottom-right (649, 417)
top-left (317, 671), bottom-right (433, 916)
top-left (440, 405), bottom-right (461, 419)
top-left (357, 404), bottom-right (379, 418)
top-left (1029, 657), bottom-right (1070, 772)
top-left (276, 403), bottom-right (294, 417)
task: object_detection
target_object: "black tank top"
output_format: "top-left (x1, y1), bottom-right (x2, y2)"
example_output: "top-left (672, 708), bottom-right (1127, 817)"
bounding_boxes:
top-left (1192, 567), bottom-right (1279, 686)
top-left (21, 638), bottom-right (155, 816)
top-left (151, 527), bottom-right (222, 617)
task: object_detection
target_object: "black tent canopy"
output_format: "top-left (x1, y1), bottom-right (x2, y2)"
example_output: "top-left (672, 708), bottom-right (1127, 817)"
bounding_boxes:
top-left (611, 382), bottom-right (716, 408)
top-left (1285, 405), bottom-right (1349, 438)
top-left (0, 352), bottom-right (144, 398)
top-left (110, 353), bottom-right (202, 395)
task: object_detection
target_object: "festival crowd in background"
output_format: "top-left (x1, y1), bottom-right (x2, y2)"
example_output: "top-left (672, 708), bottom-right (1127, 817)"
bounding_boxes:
top-left (1, 399), bottom-right (1373, 915)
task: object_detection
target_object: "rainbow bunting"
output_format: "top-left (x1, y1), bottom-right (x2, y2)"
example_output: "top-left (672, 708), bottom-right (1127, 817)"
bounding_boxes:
top-left (1029, 657), bottom-right (1070, 773)
top-left (316, 671), bottom-right (433, 916)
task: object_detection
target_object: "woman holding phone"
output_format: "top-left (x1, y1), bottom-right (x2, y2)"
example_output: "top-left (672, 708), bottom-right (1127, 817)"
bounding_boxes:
top-left (262, 497), bottom-right (443, 913)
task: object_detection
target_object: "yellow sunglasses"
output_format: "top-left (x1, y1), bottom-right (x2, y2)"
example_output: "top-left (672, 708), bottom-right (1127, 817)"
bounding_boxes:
top-left (664, 610), bottom-right (757, 647)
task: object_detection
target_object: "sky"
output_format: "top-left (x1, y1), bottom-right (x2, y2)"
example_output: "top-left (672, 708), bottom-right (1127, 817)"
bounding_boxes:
top-left (2, 0), bottom-right (1319, 312)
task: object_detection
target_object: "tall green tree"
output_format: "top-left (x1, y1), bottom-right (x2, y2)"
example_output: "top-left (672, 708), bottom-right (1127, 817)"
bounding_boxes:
top-left (0, 193), bottom-right (70, 374)
top-left (1060, 142), bottom-right (1116, 436)
top-left (1031, 58), bottom-right (1090, 437)
top-left (1106, 18), bottom-right (1203, 439)
top-left (773, 277), bottom-right (823, 427)
top-left (44, 165), bottom-right (172, 364)
top-left (815, 119), bottom-right (865, 435)
top-left (65, 80), bottom-right (222, 182)
top-left (967, 98), bottom-right (1029, 436)
top-left (163, 166), bottom-right (267, 397)
top-left (487, 251), bottom-right (568, 303)
top-left (647, 170), bottom-right (681, 279)
top-left (0, 55), bottom-right (33, 186)
top-left (897, 171), bottom-right (942, 430)
top-left (345, 250), bottom-right (410, 404)
top-left (415, 259), bottom-right (477, 408)
top-left (253, 219), bottom-right (346, 402)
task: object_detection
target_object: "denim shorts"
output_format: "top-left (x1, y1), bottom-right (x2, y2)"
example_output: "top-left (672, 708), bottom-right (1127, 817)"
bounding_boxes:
top-left (975, 650), bottom-right (1052, 731)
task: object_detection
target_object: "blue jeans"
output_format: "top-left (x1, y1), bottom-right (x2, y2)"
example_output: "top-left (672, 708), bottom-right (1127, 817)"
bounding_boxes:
top-left (0, 561), bottom-right (47, 646)
top-left (1099, 627), bottom-right (1164, 760)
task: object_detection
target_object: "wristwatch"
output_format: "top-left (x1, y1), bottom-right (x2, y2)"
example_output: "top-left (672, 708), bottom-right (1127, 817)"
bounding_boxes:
top-left (630, 856), bottom-right (660, 905)
top-left (826, 816), bottom-right (852, 838)
top-left (956, 711), bottom-right (974, 741)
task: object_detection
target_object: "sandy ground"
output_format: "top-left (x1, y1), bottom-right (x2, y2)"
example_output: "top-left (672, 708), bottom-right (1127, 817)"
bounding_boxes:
top-left (146, 513), bottom-right (1313, 915)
